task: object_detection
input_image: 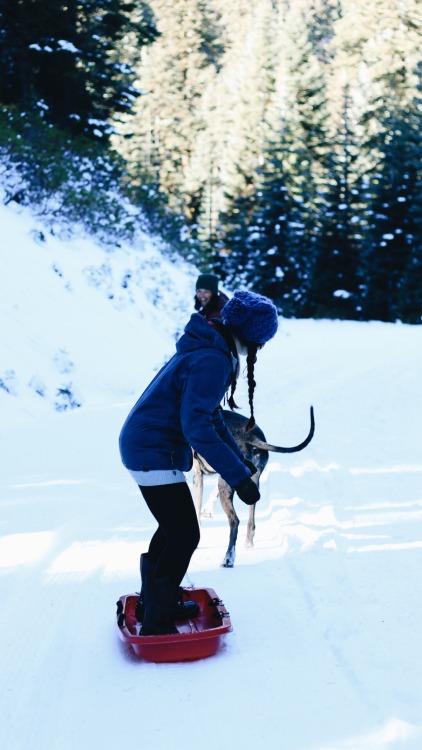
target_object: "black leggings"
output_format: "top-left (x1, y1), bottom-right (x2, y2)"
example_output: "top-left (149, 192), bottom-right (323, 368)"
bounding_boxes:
top-left (139, 482), bottom-right (200, 587)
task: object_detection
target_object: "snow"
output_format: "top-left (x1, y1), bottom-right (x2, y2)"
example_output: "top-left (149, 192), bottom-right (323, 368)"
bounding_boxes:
top-left (57, 40), bottom-right (80, 54)
top-left (1, 195), bottom-right (422, 750)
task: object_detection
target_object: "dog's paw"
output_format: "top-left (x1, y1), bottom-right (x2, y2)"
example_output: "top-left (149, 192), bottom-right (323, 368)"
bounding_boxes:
top-left (221, 550), bottom-right (235, 568)
top-left (201, 499), bottom-right (217, 519)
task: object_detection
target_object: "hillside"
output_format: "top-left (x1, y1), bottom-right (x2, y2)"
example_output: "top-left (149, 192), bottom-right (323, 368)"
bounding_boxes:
top-left (0, 193), bottom-right (196, 422)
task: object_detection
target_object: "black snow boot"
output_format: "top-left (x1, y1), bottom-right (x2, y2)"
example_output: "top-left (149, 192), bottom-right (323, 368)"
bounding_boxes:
top-left (136, 553), bottom-right (199, 622)
top-left (140, 575), bottom-right (179, 636)
top-left (135, 553), bottom-right (152, 622)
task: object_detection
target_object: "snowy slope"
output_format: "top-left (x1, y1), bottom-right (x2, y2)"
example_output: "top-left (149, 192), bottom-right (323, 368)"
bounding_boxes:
top-left (0, 196), bottom-right (197, 422)
top-left (1, 197), bottom-right (422, 750)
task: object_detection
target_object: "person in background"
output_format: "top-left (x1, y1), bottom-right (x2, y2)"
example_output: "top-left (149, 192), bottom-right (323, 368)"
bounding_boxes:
top-left (119, 290), bottom-right (278, 636)
top-left (194, 272), bottom-right (229, 320)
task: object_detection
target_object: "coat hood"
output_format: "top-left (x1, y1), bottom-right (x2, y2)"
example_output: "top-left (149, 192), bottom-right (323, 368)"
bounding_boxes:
top-left (176, 313), bottom-right (232, 357)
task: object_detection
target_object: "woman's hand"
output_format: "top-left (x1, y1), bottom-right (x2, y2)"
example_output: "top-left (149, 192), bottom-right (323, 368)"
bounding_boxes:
top-left (235, 477), bottom-right (260, 505)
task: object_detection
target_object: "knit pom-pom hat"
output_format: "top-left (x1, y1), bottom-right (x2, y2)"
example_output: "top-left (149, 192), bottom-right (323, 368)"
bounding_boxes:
top-left (222, 290), bottom-right (278, 345)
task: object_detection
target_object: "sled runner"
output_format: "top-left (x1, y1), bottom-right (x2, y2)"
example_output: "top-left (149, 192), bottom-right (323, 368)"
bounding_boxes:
top-left (116, 587), bottom-right (232, 662)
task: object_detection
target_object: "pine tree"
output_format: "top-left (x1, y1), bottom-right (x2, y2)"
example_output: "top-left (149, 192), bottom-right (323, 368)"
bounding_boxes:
top-left (221, 132), bottom-right (313, 316)
top-left (0, 0), bottom-right (158, 140)
top-left (310, 83), bottom-right (365, 319)
top-left (398, 63), bottom-right (422, 324)
top-left (118, 0), bottom-right (225, 217)
top-left (243, 0), bottom-right (333, 315)
top-left (330, 0), bottom-right (422, 321)
top-left (201, 0), bottom-right (278, 218)
top-left (362, 65), bottom-right (422, 322)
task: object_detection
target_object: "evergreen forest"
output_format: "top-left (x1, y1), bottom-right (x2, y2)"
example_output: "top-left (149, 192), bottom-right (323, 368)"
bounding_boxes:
top-left (1, 0), bottom-right (421, 323)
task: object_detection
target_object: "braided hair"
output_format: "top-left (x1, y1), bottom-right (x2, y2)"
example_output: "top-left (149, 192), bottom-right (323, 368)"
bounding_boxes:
top-left (227, 374), bottom-right (238, 411)
top-left (208, 318), bottom-right (258, 429)
top-left (220, 290), bottom-right (278, 429)
top-left (245, 344), bottom-right (258, 430)
top-left (227, 342), bottom-right (258, 431)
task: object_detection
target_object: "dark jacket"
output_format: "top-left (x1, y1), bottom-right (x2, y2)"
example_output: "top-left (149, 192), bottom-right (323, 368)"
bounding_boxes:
top-left (119, 313), bottom-right (250, 489)
top-left (195, 291), bottom-right (229, 321)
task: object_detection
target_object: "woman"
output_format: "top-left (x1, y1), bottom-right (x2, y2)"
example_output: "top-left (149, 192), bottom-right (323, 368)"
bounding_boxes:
top-left (119, 290), bottom-right (278, 635)
top-left (194, 272), bottom-right (229, 320)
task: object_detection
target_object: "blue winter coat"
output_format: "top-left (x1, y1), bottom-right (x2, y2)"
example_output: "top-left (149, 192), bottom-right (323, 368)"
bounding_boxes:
top-left (119, 313), bottom-right (250, 489)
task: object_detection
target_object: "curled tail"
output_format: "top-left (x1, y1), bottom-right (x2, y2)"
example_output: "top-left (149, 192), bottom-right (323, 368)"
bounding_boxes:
top-left (247, 406), bottom-right (315, 453)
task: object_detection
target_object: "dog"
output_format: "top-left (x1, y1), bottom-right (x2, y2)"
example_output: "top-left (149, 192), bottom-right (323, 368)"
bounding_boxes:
top-left (192, 407), bottom-right (315, 567)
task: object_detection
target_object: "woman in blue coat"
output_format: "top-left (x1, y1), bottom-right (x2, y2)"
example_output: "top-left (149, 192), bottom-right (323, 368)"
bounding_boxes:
top-left (119, 290), bottom-right (278, 635)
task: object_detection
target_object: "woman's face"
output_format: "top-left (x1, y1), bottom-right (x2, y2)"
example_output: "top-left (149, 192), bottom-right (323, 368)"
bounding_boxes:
top-left (196, 288), bottom-right (213, 306)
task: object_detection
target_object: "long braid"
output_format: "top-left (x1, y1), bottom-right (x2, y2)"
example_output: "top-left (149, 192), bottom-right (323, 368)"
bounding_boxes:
top-left (207, 317), bottom-right (259, 418)
top-left (228, 377), bottom-right (238, 410)
top-left (208, 317), bottom-right (240, 411)
top-left (245, 344), bottom-right (258, 430)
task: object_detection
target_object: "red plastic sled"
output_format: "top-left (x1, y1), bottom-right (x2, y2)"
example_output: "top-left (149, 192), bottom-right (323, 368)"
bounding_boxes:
top-left (116, 587), bottom-right (232, 662)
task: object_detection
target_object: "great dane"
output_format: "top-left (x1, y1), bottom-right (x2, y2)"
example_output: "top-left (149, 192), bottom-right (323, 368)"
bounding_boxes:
top-left (192, 407), bottom-right (315, 567)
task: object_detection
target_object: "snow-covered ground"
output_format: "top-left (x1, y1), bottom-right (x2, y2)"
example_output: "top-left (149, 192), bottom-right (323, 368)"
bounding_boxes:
top-left (1, 197), bottom-right (421, 750)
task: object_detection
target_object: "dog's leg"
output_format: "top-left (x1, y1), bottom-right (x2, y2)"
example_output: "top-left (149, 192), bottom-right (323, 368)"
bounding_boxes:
top-left (201, 480), bottom-right (219, 519)
top-left (191, 458), bottom-right (204, 520)
top-left (245, 469), bottom-right (261, 547)
top-left (246, 505), bottom-right (256, 548)
top-left (218, 478), bottom-right (239, 568)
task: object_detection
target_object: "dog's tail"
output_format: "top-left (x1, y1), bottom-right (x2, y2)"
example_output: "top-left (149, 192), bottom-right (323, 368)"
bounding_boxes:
top-left (247, 406), bottom-right (315, 453)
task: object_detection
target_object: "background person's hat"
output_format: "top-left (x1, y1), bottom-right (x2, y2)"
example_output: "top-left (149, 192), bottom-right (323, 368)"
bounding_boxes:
top-left (196, 273), bottom-right (219, 295)
top-left (222, 290), bottom-right (278, 345)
